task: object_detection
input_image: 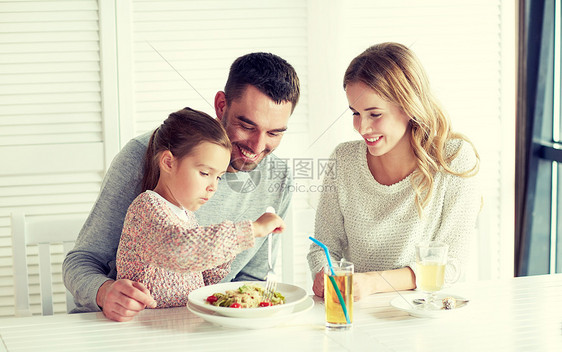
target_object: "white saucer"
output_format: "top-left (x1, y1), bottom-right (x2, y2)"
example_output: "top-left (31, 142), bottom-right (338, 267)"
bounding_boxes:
top-left (188, 296), bottom-right (315, 329)
top-left (390, 293), bottom-right (469, 318)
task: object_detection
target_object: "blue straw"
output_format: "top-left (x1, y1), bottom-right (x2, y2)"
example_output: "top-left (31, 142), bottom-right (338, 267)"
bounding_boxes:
top-left (309, 236), bottom-right (351, 324)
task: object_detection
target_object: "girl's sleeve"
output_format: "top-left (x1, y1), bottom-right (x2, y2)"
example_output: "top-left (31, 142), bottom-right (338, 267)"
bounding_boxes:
top-left (202, 261), bottom-right (232, 286)
top-left (307, 148), bottom-right (347, 277)
top-left (128, 196), bottom-right (255, 272)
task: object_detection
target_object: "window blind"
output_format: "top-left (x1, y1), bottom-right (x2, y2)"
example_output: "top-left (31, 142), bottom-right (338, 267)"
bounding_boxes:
top-left (0, 0), bottom-right (104, 315)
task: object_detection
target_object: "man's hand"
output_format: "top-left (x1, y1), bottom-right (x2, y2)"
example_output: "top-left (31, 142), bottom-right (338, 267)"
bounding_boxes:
top-left (97, 279), bottom-right (157, 322)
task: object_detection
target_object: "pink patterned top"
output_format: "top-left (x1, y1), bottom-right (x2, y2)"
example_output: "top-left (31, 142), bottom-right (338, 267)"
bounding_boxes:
top-left (116, 191), bottom-right (254, 308)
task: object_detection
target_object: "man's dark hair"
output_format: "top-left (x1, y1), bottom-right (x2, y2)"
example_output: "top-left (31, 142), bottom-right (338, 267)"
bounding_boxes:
top-left (224, 52), bottom-right (300, 112)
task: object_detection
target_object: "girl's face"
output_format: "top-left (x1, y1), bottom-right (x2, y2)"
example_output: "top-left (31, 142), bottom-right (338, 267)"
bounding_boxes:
top-left (164, 142), bottom-right (230, 211)
top-left (346, 81), bottom-right (411, 158)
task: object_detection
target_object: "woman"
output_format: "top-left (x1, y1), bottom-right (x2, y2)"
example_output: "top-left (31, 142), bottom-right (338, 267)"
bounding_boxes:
top-left (307, 42), bottom-right (481, 300)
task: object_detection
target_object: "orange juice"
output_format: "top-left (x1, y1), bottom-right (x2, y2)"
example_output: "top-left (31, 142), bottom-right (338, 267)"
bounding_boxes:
top-left (417, 261), bottom-right (446, 292)
top-left (324, 271), bottom-right (353, 326)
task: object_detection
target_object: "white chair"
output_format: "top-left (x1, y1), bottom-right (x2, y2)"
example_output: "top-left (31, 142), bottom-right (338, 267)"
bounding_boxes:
top-left (11, 213), bottom-right (85, 316)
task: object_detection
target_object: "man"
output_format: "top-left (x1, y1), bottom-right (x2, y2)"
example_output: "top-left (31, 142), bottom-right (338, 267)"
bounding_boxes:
top-left (63, 52), bottom-right (300, 322)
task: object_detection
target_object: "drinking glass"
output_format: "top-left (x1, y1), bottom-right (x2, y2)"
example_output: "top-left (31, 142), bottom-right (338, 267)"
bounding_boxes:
top-left (324, 260), bottom-right (353, 329)
top-left (415, 242), bottom-right (459, 310)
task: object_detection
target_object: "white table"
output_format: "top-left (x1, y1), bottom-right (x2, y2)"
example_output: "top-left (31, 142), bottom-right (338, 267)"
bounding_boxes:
top-left (0, 274), bottom-right (560, 352)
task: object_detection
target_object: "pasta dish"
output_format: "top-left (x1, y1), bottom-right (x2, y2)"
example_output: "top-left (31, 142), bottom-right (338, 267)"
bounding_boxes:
top-left (206, 284), bottom-right (285, 308)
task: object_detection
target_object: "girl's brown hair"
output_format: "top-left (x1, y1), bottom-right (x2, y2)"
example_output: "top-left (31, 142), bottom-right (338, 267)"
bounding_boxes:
top-left (142, 107), bottom-right (232, 192)
top-left (343, 42), bottom-right (479, 215)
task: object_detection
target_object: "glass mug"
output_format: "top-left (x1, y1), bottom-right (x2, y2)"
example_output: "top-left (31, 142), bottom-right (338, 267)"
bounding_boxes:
top-left (415, 242), bottom-right (460, 309)
top-left (323, 260), bottom-right (353, 329)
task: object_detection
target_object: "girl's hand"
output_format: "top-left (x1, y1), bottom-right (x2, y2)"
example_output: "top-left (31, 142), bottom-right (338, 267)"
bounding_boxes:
top-left (252, 213), bottom-right (285, 237)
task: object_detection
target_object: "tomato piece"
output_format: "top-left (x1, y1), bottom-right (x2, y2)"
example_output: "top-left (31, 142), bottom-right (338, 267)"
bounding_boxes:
top-left (230, 303), bottom-right (241, 308)
top-left (206, 295), bottom-right (218, 303)
top-left (259, 301), bottom-right (271, 307)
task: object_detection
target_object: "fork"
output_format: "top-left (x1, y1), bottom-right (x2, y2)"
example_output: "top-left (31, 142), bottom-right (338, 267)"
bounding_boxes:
top-left (263, 206), bottom-right (277, 303)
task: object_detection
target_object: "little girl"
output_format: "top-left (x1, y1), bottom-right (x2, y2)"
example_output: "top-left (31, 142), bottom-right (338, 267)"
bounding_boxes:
top-left (116, 107), bottom-right (284, 308)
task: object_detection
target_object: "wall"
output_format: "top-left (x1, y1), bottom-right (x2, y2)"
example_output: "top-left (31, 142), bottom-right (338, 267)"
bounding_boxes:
top-left (0, 0), bottom-right (514, 315)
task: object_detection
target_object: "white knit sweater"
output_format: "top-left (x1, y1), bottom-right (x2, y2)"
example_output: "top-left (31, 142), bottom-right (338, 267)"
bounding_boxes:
top-left (307, 139), bottom-right (481, 278)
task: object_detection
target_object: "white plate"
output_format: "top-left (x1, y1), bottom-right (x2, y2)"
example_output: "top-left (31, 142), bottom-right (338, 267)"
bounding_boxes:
top-left (188, 296), bottom-right (314, 329)
top-left (187, 282), bottom-right (308, 318)
top-left (390, 293), bottom-right (469, 318)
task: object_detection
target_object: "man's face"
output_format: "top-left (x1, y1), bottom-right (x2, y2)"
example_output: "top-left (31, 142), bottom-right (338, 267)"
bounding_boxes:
top-left (216, 86), bottom-right (292, 172)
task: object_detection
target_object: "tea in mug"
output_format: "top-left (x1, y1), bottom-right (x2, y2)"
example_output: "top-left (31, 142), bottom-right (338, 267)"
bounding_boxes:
top-left (417, 260), bottom-right (445, 292)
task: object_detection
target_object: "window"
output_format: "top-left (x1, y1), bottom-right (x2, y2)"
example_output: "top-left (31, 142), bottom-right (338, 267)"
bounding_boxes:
top-left (517, 0), bottom-right (562, 275)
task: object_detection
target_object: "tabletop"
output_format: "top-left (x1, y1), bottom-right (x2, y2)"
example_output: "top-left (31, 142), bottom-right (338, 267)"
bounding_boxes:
top-left (0, 274), bottom-right (560, 352)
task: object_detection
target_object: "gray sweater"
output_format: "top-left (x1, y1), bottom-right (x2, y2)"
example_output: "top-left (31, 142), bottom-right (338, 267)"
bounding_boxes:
top-left (63, 131), bottom-right (293, 312)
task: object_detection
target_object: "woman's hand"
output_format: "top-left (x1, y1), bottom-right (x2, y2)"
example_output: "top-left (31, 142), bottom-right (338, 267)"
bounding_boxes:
top-left (315, 268), bottom-right (416, 301)
top-left (353, 272), bottom-right (376, 301)
top-left (312, 270), bottom-right (324, 298)
top-left (314, 270), bottom-right (376, 300)
top-left (252, 213), bottom-right (285, 237)
top-left (353, 268), bottom-right (417, 301)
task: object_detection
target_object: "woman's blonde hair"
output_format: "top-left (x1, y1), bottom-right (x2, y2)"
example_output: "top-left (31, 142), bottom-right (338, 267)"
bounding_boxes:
top-left (343, 42), bottom-right (479, 215)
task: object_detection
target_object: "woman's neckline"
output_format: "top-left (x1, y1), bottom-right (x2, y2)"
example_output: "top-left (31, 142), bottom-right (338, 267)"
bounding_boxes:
top-left (358, 142), bottom-right (414, 188)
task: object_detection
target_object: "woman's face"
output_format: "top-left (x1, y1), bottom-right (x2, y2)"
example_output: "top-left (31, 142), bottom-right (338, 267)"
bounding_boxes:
top-left (346, 81), bottom-right (411, 158)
